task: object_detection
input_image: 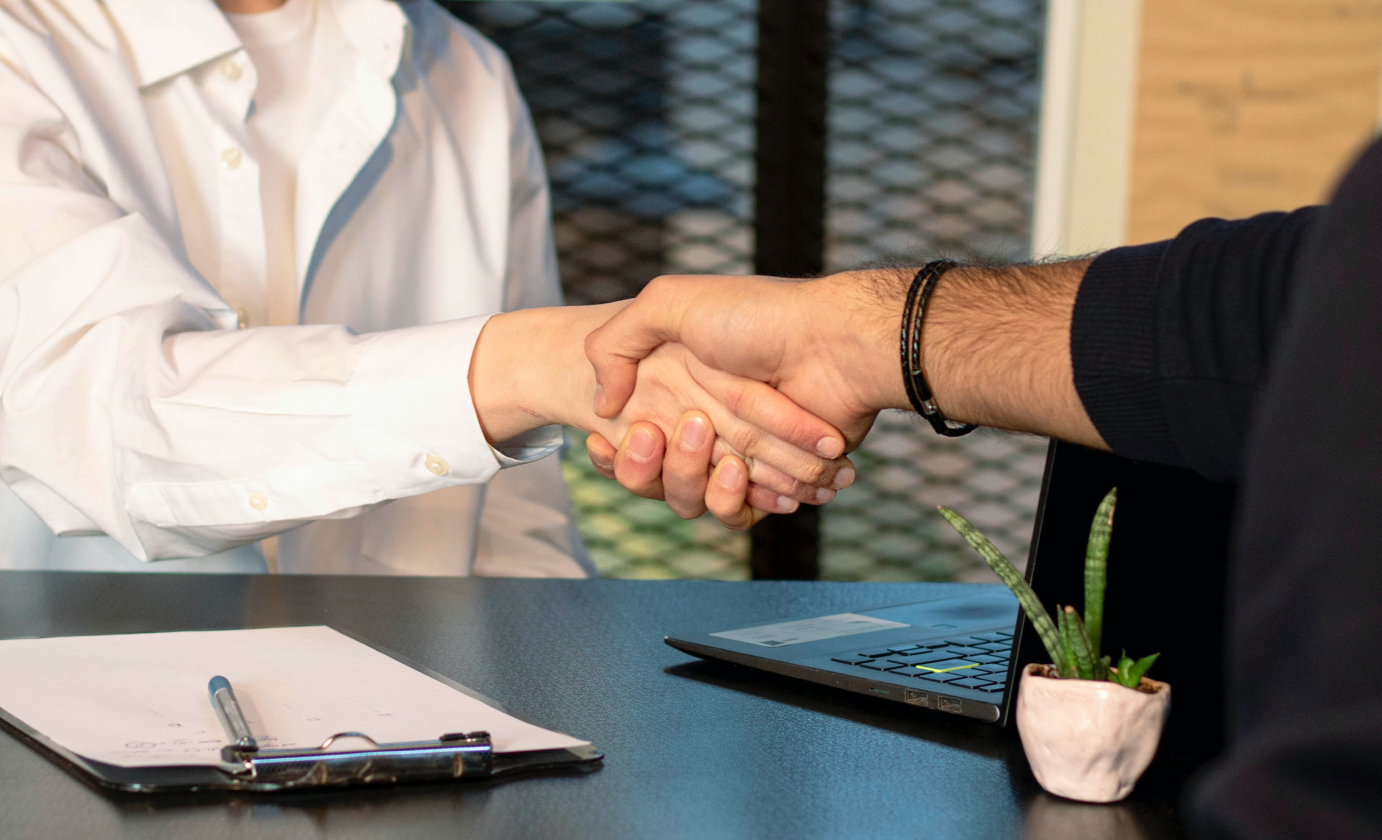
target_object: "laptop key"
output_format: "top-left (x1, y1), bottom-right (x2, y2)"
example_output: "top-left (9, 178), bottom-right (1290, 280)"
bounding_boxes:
top-left (949, 678), bottom-right (991, 689)
top-left (948, 636), bottom-right (991, 646)
top-left (978, 685), bottom-right (1007, 693)
top-left (972, 632), bottom-right (1010, 642)
top-left (887, 644), bottom-right (924, 654)
top-left (831, 656), bottom-right (869, 665)
top-left (916, 671), bottom-right (965, 683)
top-left (858, 649), bottom-right (893, 658)
top-left (971, 654), bottom-right (1008, 664)
top-left (858, 660), bottom-right (899, 671)
top-left (916, 658), bottom-right (983, 672)
top-left (941, 646), bottom-right (987, 657)
top-left (889, 667), bottom-right (928, 678)
top-left (889, 651), bottom-right (955, 666)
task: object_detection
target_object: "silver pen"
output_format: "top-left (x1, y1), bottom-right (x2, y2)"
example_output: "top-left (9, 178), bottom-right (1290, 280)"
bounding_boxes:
top-left (208, 675), bottom-right (258, 756)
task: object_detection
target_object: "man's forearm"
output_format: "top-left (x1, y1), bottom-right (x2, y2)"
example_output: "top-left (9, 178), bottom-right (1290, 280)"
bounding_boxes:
top-left (808, 262), bottom-right (1106, 448)
top-left (912, 261), bottom-right (1105, 448)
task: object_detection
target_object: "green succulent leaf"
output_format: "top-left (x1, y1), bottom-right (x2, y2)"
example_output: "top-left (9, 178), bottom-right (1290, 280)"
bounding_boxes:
top-left (1112, 649), bottom-right (1160, 688)
top-left (1063, 606), bottom-right (1097, 680)
top-left (1056, 606), bottom-right (1079, 679)
top-left (938, 506), bottom-right (1062, 666)
top-left (1084, 488), bottom-right (1116, 659)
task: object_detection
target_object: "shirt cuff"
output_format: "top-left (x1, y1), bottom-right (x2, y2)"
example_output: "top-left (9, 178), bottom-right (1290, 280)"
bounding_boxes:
top-left (347, 315), bottom-right (553, 502)
top-left (1071, 241), bottom-right (1183, 466)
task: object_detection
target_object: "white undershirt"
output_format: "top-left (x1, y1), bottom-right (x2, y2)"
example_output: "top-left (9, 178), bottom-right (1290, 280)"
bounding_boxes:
top-left (225, 0), bottom-right (341, 329)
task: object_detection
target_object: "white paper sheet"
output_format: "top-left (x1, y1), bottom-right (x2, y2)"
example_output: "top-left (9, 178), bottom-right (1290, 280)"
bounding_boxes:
top-left (0, 626), bottom-right (586, 768)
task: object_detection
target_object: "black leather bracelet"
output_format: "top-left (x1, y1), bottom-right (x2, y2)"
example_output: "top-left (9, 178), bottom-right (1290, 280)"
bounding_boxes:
top-left (900, 259), bottom-right (976, 437)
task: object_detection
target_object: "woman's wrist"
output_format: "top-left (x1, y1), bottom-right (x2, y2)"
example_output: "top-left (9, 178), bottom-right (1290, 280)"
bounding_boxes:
top-left (469, 305), bottom-right (616, 444)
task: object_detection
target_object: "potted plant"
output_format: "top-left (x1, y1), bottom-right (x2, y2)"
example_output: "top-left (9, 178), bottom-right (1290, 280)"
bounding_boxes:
top-left (938, 489), bottom-right (1170, 803)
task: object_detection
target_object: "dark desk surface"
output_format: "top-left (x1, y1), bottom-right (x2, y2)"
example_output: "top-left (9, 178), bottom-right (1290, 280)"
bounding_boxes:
top-left (0, 572), bottom-right (1195, 840)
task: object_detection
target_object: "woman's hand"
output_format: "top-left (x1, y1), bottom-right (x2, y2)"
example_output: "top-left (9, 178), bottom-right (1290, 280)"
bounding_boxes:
top-left (585, 417), bottom-right (767, 529)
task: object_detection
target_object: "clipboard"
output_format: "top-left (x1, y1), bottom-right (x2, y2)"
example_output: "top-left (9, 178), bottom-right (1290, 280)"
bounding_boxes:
top-left (0, 629), bottom-right (602, 793)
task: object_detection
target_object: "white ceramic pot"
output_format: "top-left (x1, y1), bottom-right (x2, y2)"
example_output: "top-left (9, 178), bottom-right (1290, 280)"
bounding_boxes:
top-left (1015, 663), bottom-right (1171, 803)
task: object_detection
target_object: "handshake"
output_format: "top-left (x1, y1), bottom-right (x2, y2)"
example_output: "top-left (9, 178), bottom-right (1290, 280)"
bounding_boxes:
top-left (469, 262), bottom-right (1102, 530)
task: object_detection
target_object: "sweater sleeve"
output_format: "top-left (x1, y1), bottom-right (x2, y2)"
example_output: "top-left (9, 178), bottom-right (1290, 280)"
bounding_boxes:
top-left (1070, 206), bottom-right (1321, 482)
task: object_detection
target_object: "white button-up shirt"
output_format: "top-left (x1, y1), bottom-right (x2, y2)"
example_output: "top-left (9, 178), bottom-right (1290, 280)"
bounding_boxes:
top-left (0, 0), bottom-right (592, 576)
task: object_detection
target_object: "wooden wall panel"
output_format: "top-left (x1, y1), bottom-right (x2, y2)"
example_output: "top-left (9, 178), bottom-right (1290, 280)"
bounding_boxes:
top-left (1125, 0), bottom-right (1382, 245)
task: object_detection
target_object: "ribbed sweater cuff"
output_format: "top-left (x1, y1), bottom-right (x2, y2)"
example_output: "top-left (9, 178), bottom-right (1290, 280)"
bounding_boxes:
top-left (1071, 242), bottom-right (1183, 466)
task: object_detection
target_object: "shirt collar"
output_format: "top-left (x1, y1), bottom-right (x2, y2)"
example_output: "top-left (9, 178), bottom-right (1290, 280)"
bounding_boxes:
top-left (102, 0), bottom-right (408, 90)
top-left (102, 0), bottom-right (241, 88)
top-left (326, 0), bottom-right (407, 82)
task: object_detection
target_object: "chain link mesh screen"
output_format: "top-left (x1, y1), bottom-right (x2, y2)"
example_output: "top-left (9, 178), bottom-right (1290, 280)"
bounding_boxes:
top-left (450, 0), bottom-right (1046, 581)
top-left (451, 0), bottom-right (758, 579)
top-left (821, 0), bottom-right (1048, 581)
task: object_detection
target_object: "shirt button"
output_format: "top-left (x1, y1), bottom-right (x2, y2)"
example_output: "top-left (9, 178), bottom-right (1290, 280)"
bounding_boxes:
top-left (425, 455), bottom-right (449, 476)
top-left (219, 59), bottom-right (243, 81)
top-left (236, 308), bottom-right (248, 329)
top-left (221, 147), bottom-right (242, 169)
top-left (248, 492), bottom-right (268, 511)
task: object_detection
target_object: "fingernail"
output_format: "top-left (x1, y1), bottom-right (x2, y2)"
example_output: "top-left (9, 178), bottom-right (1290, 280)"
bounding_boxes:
top-left (629, 427), bottom-right (657, 462)
top-left (832, 467), bottom-right (855, 490)
top-left (717, 459), bottom-right (744, 489)
top-left (777, 495), bottom-right (800, 513)
top-left (680, 416), bottom-right (709, 451)
top-left (814, 487), bottom-right (835, 504)
top-left (590, 451), bottom-right (612, 471)
top-left (816, 437), bottom-right (844, 459)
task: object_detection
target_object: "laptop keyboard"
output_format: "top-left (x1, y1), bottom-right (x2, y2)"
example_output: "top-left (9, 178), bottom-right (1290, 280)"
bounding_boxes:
top-left (830, 631), bottom-right (1012, 694)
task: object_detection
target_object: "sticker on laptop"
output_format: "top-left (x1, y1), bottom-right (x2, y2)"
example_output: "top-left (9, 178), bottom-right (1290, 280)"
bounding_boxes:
top-left (711, 613), bottom-right (910, 647)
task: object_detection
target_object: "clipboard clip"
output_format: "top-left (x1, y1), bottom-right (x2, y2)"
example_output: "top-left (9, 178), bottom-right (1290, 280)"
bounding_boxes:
top-left (220, 730), bottom-right (494, 787)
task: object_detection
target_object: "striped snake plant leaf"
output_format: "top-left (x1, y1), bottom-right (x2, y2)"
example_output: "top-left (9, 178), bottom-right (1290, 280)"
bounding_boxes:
top-left (1055, 605), bottom-right (1079, 679)
top-left (1084, 488), bottom-right (1117, 660)
top-left (1063, 606), bottom-right (1099, 680)
top-left (938, 506), bottom-right (1061, 666)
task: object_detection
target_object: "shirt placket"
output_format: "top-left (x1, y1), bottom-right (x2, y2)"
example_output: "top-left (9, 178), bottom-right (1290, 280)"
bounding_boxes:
top-left (198, 50), bottom-right (269, 330)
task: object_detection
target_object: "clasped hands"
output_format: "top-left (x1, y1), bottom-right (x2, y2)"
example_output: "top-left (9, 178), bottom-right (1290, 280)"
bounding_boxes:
top-left (580, 272), bottom-right (904, 528)
top-left (468, 271), bottom-right (906, 530)
top-left (469, 271), bottom-right (907, 529)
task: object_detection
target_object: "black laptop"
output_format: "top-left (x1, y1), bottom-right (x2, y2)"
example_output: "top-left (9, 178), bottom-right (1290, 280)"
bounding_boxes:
top-left (667, 441), bottom-right (1236, 747)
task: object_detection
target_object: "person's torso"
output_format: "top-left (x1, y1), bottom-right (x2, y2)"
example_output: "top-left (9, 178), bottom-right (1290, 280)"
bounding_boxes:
top-left (0, 0), bottom-right (556, 575)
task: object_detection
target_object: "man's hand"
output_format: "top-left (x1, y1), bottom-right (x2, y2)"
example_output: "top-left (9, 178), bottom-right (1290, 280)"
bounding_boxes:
top-left (585, 273), bottom-right (908, 448)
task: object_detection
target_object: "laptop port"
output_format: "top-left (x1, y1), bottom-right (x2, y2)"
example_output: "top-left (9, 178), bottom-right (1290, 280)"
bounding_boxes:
top-left (938, 696), bottom-right (963, 714)
top-left (904, 689), bottom-right (929, 706)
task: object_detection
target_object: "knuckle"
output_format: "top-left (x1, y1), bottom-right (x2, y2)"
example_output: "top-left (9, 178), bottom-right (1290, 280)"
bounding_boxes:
top-left (799, 459), bottom-right (829, 486)
top-left (721, 381), bottom-right (754, 418)
top-left (728, 424), bottom-right (761, 457)
top-left (719, 512), bottom-right (752, 531)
